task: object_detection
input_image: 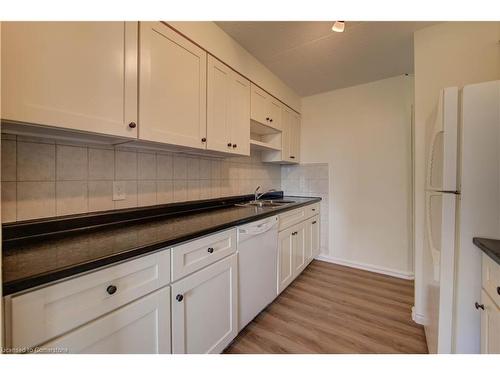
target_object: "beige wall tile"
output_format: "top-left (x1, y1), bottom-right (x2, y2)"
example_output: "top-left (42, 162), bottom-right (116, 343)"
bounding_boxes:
top-left (1, 181), bottom-right (17, 222)
top-left (210, 179), bottom-right (220, 198)
top-left (138, 180), bottom-right (157, 207)
top-left (187, 180), bottom-right (200, 200)
top-left (56, 145), bottom-right (88, 181)
top-left (173, 156), bottom-right (188, 180)
top-left (2, 140), bottom-right (16, 181)
top-left (56, 181), bottom-right (88, 216)
top-left (157, 153), bottom-right (173, 179)
top-left (88, 181), bottom-right (114, 212)
top-left (138, 153), bottom-right (156, 180)
top-left (17, 181), bottom-right (56, 220)
top-left (115, 150), bottom-right (137, 180)
top-left (199, 159), bottom-right (211, 180)
top-left (210, 160), bottom-right (221, 180)
top-left (88, 148), bottom-right (114, 180)
top-left (186, 157), bottom-right (199, 180)
top-left (114, 180), bottom-right (138, 209)
top-left (17, 142), bottom-right (55, 181)
top-left (157, 180), bottom-right (173, 204)
top-left (173, 180), bottom-right (188, 202)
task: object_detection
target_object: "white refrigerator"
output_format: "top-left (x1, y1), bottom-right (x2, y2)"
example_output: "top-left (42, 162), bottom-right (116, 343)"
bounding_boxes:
top-left (424, 80), bottom-right (500, 353)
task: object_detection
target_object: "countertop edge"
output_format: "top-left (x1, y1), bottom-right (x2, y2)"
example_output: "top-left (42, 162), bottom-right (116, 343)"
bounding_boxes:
top-left (473, 237), bottom-right (500, 266)
top-left (3, 197), bottom-right (321, 296)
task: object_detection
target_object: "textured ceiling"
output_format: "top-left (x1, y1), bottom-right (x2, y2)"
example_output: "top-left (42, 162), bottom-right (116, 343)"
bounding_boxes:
top-left (216, 21), bottom-right (436, 96)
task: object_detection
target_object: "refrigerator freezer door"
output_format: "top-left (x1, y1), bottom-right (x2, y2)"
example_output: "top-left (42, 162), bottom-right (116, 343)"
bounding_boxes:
top-left (424, 191), bottom-right (457, 354)
top-left (426, 87), bottom-right (459, 192)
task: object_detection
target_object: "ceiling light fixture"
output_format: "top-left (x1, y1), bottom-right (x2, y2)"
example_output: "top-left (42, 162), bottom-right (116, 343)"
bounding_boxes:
top-left (332, 21), bottom-right (345, 33)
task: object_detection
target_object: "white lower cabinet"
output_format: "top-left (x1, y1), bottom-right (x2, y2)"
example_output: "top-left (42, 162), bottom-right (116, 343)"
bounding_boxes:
top-left (171, 254), bottom-right (238, 354)
top-left (41, 287), bottom-right (171, 354)
top-left (480, 290), bottom-right (500, 354)
top-left (305, 215), bottom-right (321, 263)
top-left (278, 226), bottom-right (295, 294)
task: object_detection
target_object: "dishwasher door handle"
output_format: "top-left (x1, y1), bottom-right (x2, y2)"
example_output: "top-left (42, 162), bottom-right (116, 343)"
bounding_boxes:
top-left (239, 218), bottom-right (278, 236)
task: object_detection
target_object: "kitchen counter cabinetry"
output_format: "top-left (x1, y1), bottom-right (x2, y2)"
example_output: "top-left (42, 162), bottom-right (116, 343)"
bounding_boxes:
top-left (479, 253), bottom-right (500, 353)
top-left (277, 204), bottom-right (320, 294)
top-left (1, 22), bottom-right (138, 140)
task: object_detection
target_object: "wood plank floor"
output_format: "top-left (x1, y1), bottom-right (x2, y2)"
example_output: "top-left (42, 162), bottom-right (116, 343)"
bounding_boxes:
top-left (225, 260), bottom-right (428, 354)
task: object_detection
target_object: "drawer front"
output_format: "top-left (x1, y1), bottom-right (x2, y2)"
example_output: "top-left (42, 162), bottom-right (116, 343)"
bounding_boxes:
top-left (482, 254), bottom-right (500, 308)
top-left (7, 249), bottom-right (171, 349)
top-left (279, 207), bottom-right (306, 231)
top-left (306, 203), bottom-right (320, 219)
top-left (171, 228), bottom-right (237, 281)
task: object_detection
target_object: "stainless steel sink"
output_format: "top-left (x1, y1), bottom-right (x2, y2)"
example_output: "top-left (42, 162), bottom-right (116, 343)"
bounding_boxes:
top-left (235, 199), bottom-right (295, 208)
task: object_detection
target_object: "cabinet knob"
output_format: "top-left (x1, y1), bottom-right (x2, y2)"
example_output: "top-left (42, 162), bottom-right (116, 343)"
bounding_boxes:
top-left (292, 231), bottom-right (298, 235)
top-left (312, 208), bottom-right (316, 211)
top-left (201, 137), bottom-right (207, 143)
top-left (232, 144), bottom-right (237, 148)
top-left (227, 142), bottom-right (232, 147)
top-left (497, 286), bottom-right (500, 296)
top-left (270, 118), bottom-right (273, 122)
top-left (207, 247), bottom-right (214, 254)
top-left (266, 117), bottom-right (270, 121)
top-left (176, 294), bottom-right (184, 302)
top-left (312, 221), bottom-right (317, 224)
top-left (106, 285), bottom-right (117, 295)
top-left (290, 156), bottom-right (295, 159)
top-left (475, 302), bottom-right (485, 310)
top-left (128, 122), bottom-right (137, 129)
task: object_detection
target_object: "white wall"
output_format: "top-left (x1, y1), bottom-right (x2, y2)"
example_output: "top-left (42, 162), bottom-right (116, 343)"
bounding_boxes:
top-left (300, 75), bottom-right (414, 278)
top-left (413, 22), bottom-right (500, 352)
top-left (167, 22), bottom-right (301, 112)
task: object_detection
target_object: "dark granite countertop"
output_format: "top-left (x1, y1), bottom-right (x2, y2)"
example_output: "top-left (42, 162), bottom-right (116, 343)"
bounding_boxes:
top-left (2, 194), bottom-right (320, 295)
top-left (473, 237), bottom-right (500, 266)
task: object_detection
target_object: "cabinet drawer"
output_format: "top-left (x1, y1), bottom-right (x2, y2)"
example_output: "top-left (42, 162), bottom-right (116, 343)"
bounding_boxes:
top-left (279, 207), bottom-right (306, 231)
top-left (171, 228), bottom-right (237, 281)
top-left (306, 203), bottom-right (320, 219)
top-left (482, 254), bottom-right (500, 308)
top-left (6, 249), bottom-right (171, 349)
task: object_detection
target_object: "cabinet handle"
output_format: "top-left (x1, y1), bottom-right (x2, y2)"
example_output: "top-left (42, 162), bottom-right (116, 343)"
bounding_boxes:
top-left (312, 221), bottom-right (317, 224)
top-left (201, 137), bottom-right (207, 143)
top-left (106, 285), bottom-right (117, 295)
top-left (232, 144), bottom-right (237, 148)
top-left (227, 142), bottom-right (232, 147)
top-left (176, 294), bottom-right (184, 302)
top-left (128, 122), bottom-right (137, 129)
top-left (207, 247), bottom-right (214, 254)
top-left (290, 156), bottom-right (295, 159)
top-left (475, 302), bottom-right (484, 310)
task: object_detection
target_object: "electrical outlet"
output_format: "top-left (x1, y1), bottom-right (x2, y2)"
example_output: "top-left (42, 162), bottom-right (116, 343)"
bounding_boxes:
top-left (113, 181), bottom-right (126, 201)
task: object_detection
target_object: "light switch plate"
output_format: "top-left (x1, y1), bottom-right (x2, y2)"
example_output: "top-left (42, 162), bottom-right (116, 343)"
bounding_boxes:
top-left (113, 181), bottom-right (126, 201)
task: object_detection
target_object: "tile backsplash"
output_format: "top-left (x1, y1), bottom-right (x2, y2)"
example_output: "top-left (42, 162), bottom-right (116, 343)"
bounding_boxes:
top-left (1, 134), bottom-right (281, 222)
top-left (281, 163), bottom-right (329, 256)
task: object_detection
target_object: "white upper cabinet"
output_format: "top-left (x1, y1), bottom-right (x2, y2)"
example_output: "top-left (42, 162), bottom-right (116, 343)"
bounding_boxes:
top-left (207, 56), bottom-right (250, 156)
top-left (290, 111), bottom-right (301, 162)
top-left (262, 105), bottom-right (301, 164)
top-left (139, 21), bottom-right (207, 149)
top-left (250, 83), bottom-right (281, 130)
top-left (1, 22), bottom-right (138, 139)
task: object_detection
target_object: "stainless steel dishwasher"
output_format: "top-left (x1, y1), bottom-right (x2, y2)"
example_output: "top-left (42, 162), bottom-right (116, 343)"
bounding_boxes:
top-left (237, 215), bottom-right (279, 331)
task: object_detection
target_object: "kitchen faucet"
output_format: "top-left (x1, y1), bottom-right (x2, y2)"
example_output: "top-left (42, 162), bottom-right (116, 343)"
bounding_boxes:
top-left (254, 186), bottom-right (277, 201)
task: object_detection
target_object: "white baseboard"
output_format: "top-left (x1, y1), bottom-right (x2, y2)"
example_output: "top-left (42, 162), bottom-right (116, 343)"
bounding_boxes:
top-left (315, 255), bottom-right (415, 280)
top-left (411, 306), bottom-right (426, 325)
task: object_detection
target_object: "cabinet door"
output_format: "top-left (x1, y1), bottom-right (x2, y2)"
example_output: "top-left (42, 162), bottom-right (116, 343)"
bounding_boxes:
top-left (41, 287), bottom-right (171, 354)
top-left (171, 254), bottom-right (238, 354)
top-left (1, 22), bottom-right (138, 139)
top-left (280, 106), bottom-right (293, 162)
top-left (305, 216), bottom-right (320, 264)
top-left (278, 227), bottom-right (294, 294)
top-left (229, 70), bottom-right (251, 156)
top-left (481, 290), bottom-right (500, 354)
top-left (250, 84), bottom-right (269, 125)
top-left (207, 56), bottom-right (231, 153)
top-left (290, 112), bottom-right (301, 163)
top-left (139, 22), bottom-right (207, 149)
top-left (292, 222), bottom-right (307, 276)
top-left (268, 98), bottom-right (282, 130)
